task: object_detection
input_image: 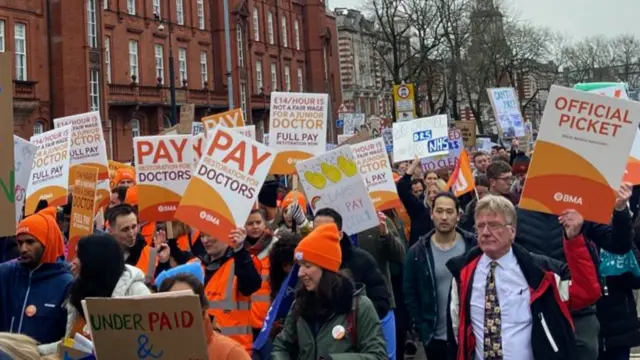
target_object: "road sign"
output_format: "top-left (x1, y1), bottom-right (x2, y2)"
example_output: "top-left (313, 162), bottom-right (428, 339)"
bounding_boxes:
top-left (336, 119), bottom-right (344, 128)
top-left (396, 85), bottom-right (410, 99)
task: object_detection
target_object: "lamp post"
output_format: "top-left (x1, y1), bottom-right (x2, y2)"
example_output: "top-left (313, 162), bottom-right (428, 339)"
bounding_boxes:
top-left (156, 15), bottom-right (178, 126)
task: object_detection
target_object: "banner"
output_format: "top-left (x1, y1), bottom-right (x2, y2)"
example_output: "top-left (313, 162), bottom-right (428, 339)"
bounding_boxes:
top-left (68, 166), bottom-right (98, 259)
top-left (392, 115), bottom-right (449, 162)
top-left (487, 87), bottom-right (525, 138)
top-left (421, 130), bottom-right (463, 171)
top-left (54, 111), bottom-right (110, 209)
top-left (133, 135), bottom-right (193, 222)
top-left (176, 127), bottom-right (275, 242)
top-left (26, 126), bottom-right (73, 215)
top-left (13, 136), bottom-right (37, 224)
top-left (520, 85), bottom-right (640, 224)
top-left (296, 146), bottom-right (378, 235)
top-left (201, 108), bottom-right (245, 137)
top-left (269, 92), bottom-right (328, 174)
top-left (351, 138), bottom-right (400, 211)
top-left (0, 52), bottom-right (16, 235)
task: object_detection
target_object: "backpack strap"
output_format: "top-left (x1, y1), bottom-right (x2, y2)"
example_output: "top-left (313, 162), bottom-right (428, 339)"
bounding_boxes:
top-left (346, 297), bottom-right (358, 348)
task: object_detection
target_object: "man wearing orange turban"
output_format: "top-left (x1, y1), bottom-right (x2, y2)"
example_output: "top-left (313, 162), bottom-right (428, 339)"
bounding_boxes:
top-left (0, 211), bottom-right (73, 345)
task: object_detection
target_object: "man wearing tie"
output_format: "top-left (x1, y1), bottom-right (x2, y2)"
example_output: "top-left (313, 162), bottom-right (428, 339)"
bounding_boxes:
top-left (447, 195), bottom-right (601, 360)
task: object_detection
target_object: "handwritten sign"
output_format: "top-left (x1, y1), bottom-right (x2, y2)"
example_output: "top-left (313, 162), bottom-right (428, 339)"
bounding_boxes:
top-left (0, 52), bottom-right (16, 235)
top-left (134, 135), bottom-right (193, 222)
top-left (201, 108), bottom-right (245, 137)
top-left (351, 138), bottom-right (400, 211)
top-left (487, 88), bottom-right (525, 138)
top-left (180, 104), bottom-right (195, 124)
top-left (85, 292), bottom-right (208, 360)
top-left (68, 166), bottom-right (98, 259)
top-left (25, 125), bottom-right (73, 215)
top-left (343, 113), bottom-right (365, 135)
top-left (421, 130), bottom-right (463, 171)
top-left (269, 92), bottom-right (328, 174)
top-left (296, 146), bottom-right (378, 235)
top-left (13, 136), bottom-right (37, 225)
top-left (176, 127), bottom-right (275, 242)
top-left (454, 120), bottom-right (476, 147)
top-left (392, 115), bottom-right (449, 162)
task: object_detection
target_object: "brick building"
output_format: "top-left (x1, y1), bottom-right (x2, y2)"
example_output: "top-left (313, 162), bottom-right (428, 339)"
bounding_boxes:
top-left (1, 0), bottom-right (341, 161)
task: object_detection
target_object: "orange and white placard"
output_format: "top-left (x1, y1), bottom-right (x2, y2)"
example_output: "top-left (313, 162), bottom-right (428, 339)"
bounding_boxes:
top-left (520, 85), bottom-right (640, 224)
top-left (68, 165), bottom-right (98, 260)
top-left (191, 133), bottom-right (205, 172)
top-left (25, 125), bottom-right (73, 215)
top-left (54, 111), bottom-right (110, 209)
top-left (201, 109), bottom-right (245, 137)
top-left (175, 127), bottom-right (276, 241)
top-left (233, 125), bottom-right (256, 141)
top-left (351, 138), bottom-right (401, 211)
top-left (133, 135), bottom-right (193, 222)
top-left (269, 92), bottom-right (328, 174)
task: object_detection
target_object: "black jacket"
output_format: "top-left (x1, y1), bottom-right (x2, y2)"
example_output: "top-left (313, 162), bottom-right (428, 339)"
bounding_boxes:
top-left (396, 173), bottom-right (434, 247)
top-left (339, 234), bottom-right (390, 319)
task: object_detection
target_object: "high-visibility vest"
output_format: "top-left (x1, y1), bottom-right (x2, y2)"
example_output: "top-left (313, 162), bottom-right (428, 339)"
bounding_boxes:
top-left (177, 230), bottom-right (201, 252)
top-left (250, 242), bottom-right (276, 329)
top-left (135, 246), bottom-right (158, 283)
top-left (189, 257), bottom-right (260, 353)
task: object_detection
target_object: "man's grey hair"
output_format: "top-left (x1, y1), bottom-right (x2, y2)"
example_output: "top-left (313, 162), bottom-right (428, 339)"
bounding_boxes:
top-left (474, 194), bottom-right (517, 226)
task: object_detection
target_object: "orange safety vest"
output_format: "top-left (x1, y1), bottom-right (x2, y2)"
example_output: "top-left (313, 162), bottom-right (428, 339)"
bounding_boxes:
top-left (135, 246), bottom-right (158, 283)
top-left (189, 256), bottom-right (261, 353)
top-left (177, 230), bottom-right (201, 252)
top-left (250, 243), bottom-right (274, 330)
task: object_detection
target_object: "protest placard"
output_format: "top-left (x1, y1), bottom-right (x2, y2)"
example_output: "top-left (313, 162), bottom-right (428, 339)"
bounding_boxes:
top-left (202, 108), bottom-right (245, 137)
top-left (392, 115), bottom-right (449, 162)
top-left (133, 135), bottom-right (193, 222)
top-left (296, 147), bottom-right (378, 234)
top-left (263, 133), bottom-right (269, 146)
top-left (85, 292), bottom-right (208, 360)
top-left (54, 111), bottom-right (110, 209)
top-left (0, 52), bottom-right (16, 235)
top-left (351, 138), bottom-right (400, 211)
top-left (269, 92), bottom-right (328, 174)
top-left (25, 126), bottom-right (73, 215)
top-left (108, 160), bottom-right (134, 189)
top-left (421, 130), bottom-right (463, 171)
top-left (191, 133), bottom-right (205, 172)
top-left (381, 128), bottom-right (393, 154)
top-left (454, 120), bottom-right (477, 147)
top-left (520, 85), bottom-right (640, 224)
top-left (13, 136), bottom-right (37, 224)
top-left (487, 88), bottom-right (525, 138)
top-left (176, 127), bottom-right (275, 241)
top-left (68, 166), bottom-right (98, 259)
top-left (343, 113), bottom-right (365, 135)
top-left (191, 122), bottom-right (204, 136)
top-left (180, 104), bottom-right (195, 124)
top-left (337, 134), bottom-right (351, 145)
top-left (233, 125), bottom-right (256, 140)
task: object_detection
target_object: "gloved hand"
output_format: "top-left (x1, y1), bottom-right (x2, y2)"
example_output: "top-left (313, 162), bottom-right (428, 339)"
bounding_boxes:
top-left (286, 202), bottom-right (307, 227)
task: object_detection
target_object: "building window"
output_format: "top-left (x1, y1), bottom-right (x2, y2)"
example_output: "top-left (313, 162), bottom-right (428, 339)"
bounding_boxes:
top-left (240, 83), bottom-right (247, 121)
top-left (89, 69), bottom-right (100, 111)
top-left (14, 23), bottom-right (27, 81)
top-left (284, 65), bottom-right (291, 91)
top-left (0, 20), bottom-right (4, 52)
top-left (153, 0), bottom-right (160, 16)
top-left (154, 44), bottom-right (164, 84)
top-left (197, 0), bottom-right (205, 30)
top-left (294, 20), bottom-right (300, 50)
top-left (33, 121), bottom-right (44, 135)
top-left (105, 36), bottom-right (112, 83)
top-left (127, 0), bottom-right (135, 15)
top-left (129, 40), bottom-right (139, 81)
top-left (179, 48), bottom-right (187, 83)
top-left (200, 51), bottom-right (208, 88)
top-left (176, 0), bottom-right (184, 25)
top-left (237, 24), bottom-right (244, 67)
top-left (297, 67), bottom-right (303, 92)
top-left (87, 0), bottom-right (98, 48)
top-left (252, 8), bottom-right (260, 41)
top-left (270, 63), bottom-right (277, 91)
top-left (131, 119), bottom-right (141, 138)
top-left (256, 60), bottom-right (263, 92)
top-left (281, 16), bottom-right (288, 47)
top-left (267, 12), bottom-right (274, 45)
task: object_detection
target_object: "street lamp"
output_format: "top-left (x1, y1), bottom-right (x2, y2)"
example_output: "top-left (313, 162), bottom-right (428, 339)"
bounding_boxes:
top-left (156, 15), bottom-right (178, 126)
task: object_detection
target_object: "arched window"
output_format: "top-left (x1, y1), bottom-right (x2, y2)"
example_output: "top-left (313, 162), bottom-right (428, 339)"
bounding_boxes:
top-left (33, 120), bottom-right (45, 135)
top-left (131, 118), bottom-right (141, 138)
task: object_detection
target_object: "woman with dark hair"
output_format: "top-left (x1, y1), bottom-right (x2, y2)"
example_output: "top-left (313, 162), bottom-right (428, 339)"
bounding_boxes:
top-left (37, 234), bottom-right (151, 355)
top-left (272, 224), bottom-right (387, 359)
top-left (158, 272), bottom-right (251, 360)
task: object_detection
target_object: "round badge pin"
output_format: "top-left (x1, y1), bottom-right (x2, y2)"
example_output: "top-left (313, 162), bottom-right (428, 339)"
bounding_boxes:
top-left (332, 325), bottom-right (346, 340)
top-left (25, 305), bottom-right (37, 317)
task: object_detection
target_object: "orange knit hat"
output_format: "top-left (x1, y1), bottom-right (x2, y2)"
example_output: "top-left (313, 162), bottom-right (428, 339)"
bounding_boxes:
top-left (280, 191), bottom-right (307, 214)
top-left (114, 168), bottom-right (136, 187)
top-left (294, 223), bottom-right (342, 272)
top-left (16, 211), bottom-right (65, 264)
top-left (124, 185), bottom-right (139, 206)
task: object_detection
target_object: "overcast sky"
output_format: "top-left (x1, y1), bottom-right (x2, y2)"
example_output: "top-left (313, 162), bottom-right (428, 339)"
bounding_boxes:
top-left (331, 0), bottom-right (640, 41)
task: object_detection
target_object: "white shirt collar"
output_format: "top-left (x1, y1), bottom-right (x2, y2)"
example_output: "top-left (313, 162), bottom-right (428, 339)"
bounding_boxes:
top-left (478, 247), bottom-right (517, 270)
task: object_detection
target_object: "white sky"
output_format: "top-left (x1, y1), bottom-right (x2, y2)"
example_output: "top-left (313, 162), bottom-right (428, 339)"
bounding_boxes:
top-left (330, 0), bottom-right (640, 41)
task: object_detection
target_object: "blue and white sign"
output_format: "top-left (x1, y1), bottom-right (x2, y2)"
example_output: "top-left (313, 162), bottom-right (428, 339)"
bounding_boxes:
top-left (421, 129), bottom-right (463, 171)
top-left (487, 88), bottom-right (525, 138)
top-left (392, 115), bottom-right (448, 162)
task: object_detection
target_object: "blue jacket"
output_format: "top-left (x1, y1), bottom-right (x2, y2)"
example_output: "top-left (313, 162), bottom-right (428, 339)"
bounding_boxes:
top-left (0, 261), bottom-right (73, 344)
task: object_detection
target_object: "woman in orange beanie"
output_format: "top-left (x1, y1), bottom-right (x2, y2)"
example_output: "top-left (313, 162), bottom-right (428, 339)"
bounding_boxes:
top-left (276, 190), bottom-right (312, 236)
top-left (272, 224), bottom-right (387, 360)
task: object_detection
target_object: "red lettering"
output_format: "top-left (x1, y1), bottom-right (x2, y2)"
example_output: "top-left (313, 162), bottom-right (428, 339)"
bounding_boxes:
top-left (249, 146), bottom-right (272, 176)
top-left (193, 137), bottom-right (204, 158)
top-left (222, 142), bottom-right (247, 172)
top-left (159, 312), bottom-right (171, 330)
top-left (207, 130), bottom-right (233, 157)
top-left (169, 138), bottom-right (188, 162)
top-left (182, 311), bottom-right (194, 328)
top-left (136, 140), bottom-right (154, 165)
top-left (148, 312), bottom-right (160, 331)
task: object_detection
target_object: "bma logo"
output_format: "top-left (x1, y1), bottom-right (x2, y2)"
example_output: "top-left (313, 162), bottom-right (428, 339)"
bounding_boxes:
top-left (553, 192), bottom-right (583, 205)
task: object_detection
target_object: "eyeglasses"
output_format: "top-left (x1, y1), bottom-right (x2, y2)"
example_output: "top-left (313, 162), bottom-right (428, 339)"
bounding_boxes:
top-left (494, 175), bottom-right (515, 182)
top-left (475, 222), bottom-right (510, 233)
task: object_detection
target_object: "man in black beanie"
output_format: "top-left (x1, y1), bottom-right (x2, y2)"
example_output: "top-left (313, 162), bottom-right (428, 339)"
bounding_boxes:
top-left (258, 178), bottom-right (282, 230)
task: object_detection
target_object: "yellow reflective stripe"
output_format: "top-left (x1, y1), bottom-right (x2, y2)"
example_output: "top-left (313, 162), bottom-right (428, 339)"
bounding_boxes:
top-left (250, 294), bottom-right (271, 302)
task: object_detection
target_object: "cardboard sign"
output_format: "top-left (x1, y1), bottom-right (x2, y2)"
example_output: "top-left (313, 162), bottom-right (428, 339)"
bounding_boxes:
top-left (54, 111), bottom-right (110, 209)
top-left (134, 135), bottom-right (193, 222)
top-left (0, 53), bottom-right (16, 235)
top-left (191, 122), bottom-right (204, 136)
top-left (296, 146), bottom-right (378, 235)
top-left (160, 122), bottom-right (192, 135)
top-left (176, 127), bottom-right (275, 241)
top-left (202, 108), bottom-right (245, 137)
top-left (454, 120), bottom-right (477, 147)
top-left (108, 160), bottom-right (134, 189)
top-left (68, 166), bottom-right (98, 259)
top-left (351, 138), bottom-right (400, 211)
top-left (26, 125), bottom-right (73, 215)
top-left (338, 132), bottom-right (371, 147)
top-left (13, 136), bottom-right (37, 224)
top-left (520, 85), bottom-right (640, 224)
top-left (337, 134), bottom-right (351, 145)
top-left (421, 130), bottom-right (463, 171)
top-left (84, 292), bottom-right (208, 360)
top-left (269, 92), bottom-right (328, 174)
top-left (233, 125), bottom-right (256, 141)
top-left (392, 115), bottom-right (449, 162)
top-left (180, 104), bottom-right (195, 124)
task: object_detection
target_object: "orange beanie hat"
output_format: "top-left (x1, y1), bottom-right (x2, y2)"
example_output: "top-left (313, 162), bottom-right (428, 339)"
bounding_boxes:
top-left (294, 223), bottom-right (342, 272)
top-left (17, 211), bottom-right (65, 264)
top-left (114, 168), bottom-right (136, 187)
top-left (280, 191), bottom-right (307, 214)
top-left (124, 185), bottom-right (139, 206)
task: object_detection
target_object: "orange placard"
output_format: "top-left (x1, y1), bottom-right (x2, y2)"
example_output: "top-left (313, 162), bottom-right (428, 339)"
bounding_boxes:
top-left (201, 108), bottom-right (245, 137)
top-left (68, 165), bottom-right (98, 259)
